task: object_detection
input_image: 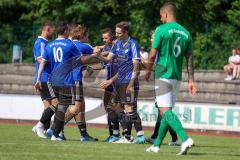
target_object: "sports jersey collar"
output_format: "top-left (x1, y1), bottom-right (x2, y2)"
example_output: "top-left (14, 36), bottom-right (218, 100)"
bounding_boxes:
top-left (120, 37), bottom-right (131, 47)
top-left (56, 38), bottom-right (66, 40)
top-left (38, 36), bottom-right (48, 41)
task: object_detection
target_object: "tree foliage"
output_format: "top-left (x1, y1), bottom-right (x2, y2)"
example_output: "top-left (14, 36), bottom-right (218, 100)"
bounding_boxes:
top-left (0, 0), bottom-right (240, 69)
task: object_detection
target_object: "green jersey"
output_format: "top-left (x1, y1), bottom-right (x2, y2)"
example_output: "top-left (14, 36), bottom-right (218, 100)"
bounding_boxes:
top-left (152, 22), bottom-right (193, 80)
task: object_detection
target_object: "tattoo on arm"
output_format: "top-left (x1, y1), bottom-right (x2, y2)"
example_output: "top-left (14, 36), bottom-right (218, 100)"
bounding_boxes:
top-left (186, 53), bottom-right (194, 81)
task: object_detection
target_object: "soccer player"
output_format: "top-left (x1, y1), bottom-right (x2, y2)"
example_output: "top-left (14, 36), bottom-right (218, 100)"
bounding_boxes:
top-left (64, 24), bottom-right (98, 141)
top-left (99, 21), bottom-right (146, 144)
top-left (99, 28), bottom-right (122, 142)
top-left (145, 2), bottom-right (196, 155)
top-left (146, 30), bottom-right (180, 146)
top-left (35, 21), bottom-right (100, 141)
top-left (32, 22), bottom-right (57, 139)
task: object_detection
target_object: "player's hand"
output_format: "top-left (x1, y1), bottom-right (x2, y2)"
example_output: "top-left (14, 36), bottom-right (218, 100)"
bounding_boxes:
top-left (34, 81), bottom-right (42, 91)
top-left (188, 80), bottom-right (197, 96)
top-left (100, 79), bottom-right (112, 89)
top-left (126, 83), bottom-right (133, 94)
top-left (93, 47), bottom-right (101, 57)
top-left (145, 71), bottom-right (151, 82)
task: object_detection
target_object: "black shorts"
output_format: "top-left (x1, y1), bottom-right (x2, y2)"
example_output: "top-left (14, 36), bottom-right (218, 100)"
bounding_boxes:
top-left (53, 86), bottom-right (73, 105)
top-left (39, 82), bottom-right (57, 101)
top-left (71, 81), bottom-right (84, 102)
top-left (114, 81), bottom-right (139, 105)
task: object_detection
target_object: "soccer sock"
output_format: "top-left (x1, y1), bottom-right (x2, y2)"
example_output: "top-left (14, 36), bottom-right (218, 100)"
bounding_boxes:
top-left (44, 119), bottom-right (51, 130)
top-left (108, 111), bottom-right (120, 136)
top-left (40, 105), bottom-right (56, 124)
top-left (164, 110), bottom-right (188, 142)
top-left (131, 112), bottom-right (144, 136)
top-left (124, 112), bottom-right (133, 140)
top-left (119, 111), bottom-right (131, 140)
top-left (169, 127), bottom-right (178, 142)
top-left (151, 113), bottom-right (161, 139)
top-left (107, 115), bottom-right (113, 136)
top-left (154, 114), bottom-right (169, 147)
top-left (53, 110), bottom-right (65, 137)
top-left (76, 121), bottom-right (87, 136)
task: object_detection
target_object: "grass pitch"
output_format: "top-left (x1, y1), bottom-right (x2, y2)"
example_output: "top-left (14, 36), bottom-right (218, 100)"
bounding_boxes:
top-left (0, 123), bottom-right (239, 160)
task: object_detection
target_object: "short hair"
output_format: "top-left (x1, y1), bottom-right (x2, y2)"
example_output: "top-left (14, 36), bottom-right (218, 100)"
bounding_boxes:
top-left (116, 21), bottom-right (130, 32)
top-left (160, 1), bottom-right (176, 16)
top-left (101, 28), bottom-right (115, 40)
top-left (71, 24), bottom-right (88, 40)
top-left (56, 21), bottom-right (69, 35)
top-left (42, 22), bottom-right (55, 30)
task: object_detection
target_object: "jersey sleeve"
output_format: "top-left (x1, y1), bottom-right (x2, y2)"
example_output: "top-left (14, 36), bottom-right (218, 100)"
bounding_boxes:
top-left (110, 43), bottom-right (117, 55)
top-left (42, 46), bottom-right (49, 61)
top-left (82, 43), bottom-right (93, 55)
top-left (152, 26), bottom-right (163, 49)
top-left (131, 42), bottom-right (141, 60)
top-left (72, 43), bottom-right (83, 57)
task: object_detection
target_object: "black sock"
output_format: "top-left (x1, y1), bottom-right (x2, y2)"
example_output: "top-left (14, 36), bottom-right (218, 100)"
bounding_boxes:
top-left (151, 113), bottom-right (161, 139)
top-left (108, 111), bottom-right (119, 136)
top-left (44, 119), bottom-right (51, 130)
top-left (40, 105), bottom-right (56, 124)
top-left (169, 127), bottom-right (178, 142)
top-left (53, 111), bottom-right (65, 137)
top-left (131, 111), bottom-right (143, 133)
top-left (76, 121), bottom-right (87, 136)
top-left (123, 112), bottom-right (133, 140)
top-left (107, 115), bottom-right (113, 136)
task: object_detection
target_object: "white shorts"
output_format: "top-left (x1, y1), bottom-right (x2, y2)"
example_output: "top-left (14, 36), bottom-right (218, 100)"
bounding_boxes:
top-left (155, 78), bottom-right (180, 108)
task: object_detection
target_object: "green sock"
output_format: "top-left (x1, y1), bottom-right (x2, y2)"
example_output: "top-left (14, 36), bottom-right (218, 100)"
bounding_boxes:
top-left (164, 110), bottom-right (188, 142)
top-left (154, 114), bottom-right (169, 147)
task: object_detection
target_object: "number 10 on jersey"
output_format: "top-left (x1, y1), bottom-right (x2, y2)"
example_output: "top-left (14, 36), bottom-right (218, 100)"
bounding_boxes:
top-left (53, 47), bottom-right (63, 62)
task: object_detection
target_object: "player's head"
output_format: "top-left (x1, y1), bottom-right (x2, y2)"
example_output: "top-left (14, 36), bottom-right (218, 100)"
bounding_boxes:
top-left (68, 23), bottom-right (78, 40)
top-left (160, 1), bottom-right (176, 23)
top-left (116, 21), bottom-right (129, 40)
top-left (56, 21), bottom-right (69, 37)
top-left (101, 28), bottom-right (115, 45)
top-left (232, 48), bottom-right (238, 55)
top-left (71, 24), bottom-right (89, 42)
top-left (41, 22), bottom-right (55, 39)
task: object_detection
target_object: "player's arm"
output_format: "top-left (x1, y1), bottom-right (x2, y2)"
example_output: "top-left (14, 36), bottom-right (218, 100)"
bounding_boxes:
top-left (34, 59), bottom-right (47, 91)
top-left (145, 48), bottom-right (157, 81)
top-left (185, 52), bottom-right (196, 96)
top-left (100, 73), bottom-right (118, 89)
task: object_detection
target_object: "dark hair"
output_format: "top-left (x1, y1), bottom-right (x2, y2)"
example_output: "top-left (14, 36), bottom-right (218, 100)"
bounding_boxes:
top-left (56, 21), bottom-right (69, 35)
top-left (116, 21), bottom-right (130, 32)
top-left (101, 28), bottom-right (115, 41)
top-left (42, 21), bottom-right (55, 29)
top-left (160, 1), bottom-right (176, 15)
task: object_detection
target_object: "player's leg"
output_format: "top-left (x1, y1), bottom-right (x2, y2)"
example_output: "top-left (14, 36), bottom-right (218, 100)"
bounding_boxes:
top-left (103, 87), bottom-right (121, 142)
top-left (147, 79), bottom-right (193, 154)
top-left (131, 85), bottom-right (146, 144)
top-left (73, 81), bottom-right (98, 141)
top-left (51, 86), bottom-right (71, 141)
top-left (33, 82), bottom-right (58, 139)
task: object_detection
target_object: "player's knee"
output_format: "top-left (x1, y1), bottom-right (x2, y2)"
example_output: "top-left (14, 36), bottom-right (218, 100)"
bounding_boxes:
top-left (69, 106), bottom-right (79, 114)
top-left (124, 105), bottom-right (133, 113)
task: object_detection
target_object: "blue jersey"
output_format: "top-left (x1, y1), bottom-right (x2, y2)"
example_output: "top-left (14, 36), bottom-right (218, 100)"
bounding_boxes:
top-left (33, 36), bottom-right (52, 82)
top-left (111, 37), bottom-right (141, 84)
top-left (42, 38), bottom-right (81, 86)
top-left (71, 40), bottom-right (93, 81)
top-left (103, 44), bottom-right (118, 80)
